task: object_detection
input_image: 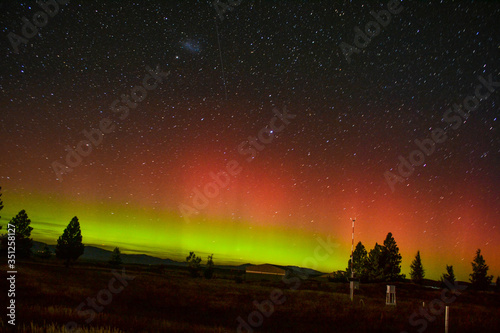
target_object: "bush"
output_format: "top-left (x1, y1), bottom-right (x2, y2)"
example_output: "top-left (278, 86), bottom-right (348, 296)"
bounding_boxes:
top-left (328, 271), bottom-right (348, 283)
top-left (186, 251), bottom-right (202, 277)
top-left (35, 245), bottom-right (52, 259)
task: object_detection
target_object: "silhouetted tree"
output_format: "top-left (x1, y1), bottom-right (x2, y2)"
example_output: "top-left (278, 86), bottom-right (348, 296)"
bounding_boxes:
top-left (0, 186), bottom-right (3, 218)
top-left (440, 265), bottom-right (456, 287)
top-left (109, 247), bottom-right (122, 267)
top-left (56, 216), bottom-right (84, 267)
top-left (382, 232), bottom-right (404, 281)
top-left (410, 251), bottom-right (425, 284)
top-left (346, 241), bottom-right (369, 281)
top-left (0, 187), bottom-right (5, 253)
top-left (9, 210), bottom-right (33, 258)
top-left (496, 276), bottom-right (500, 293)
top-left (366, 243), bottom-right (384, 282)
top-left (469, 249), bottom-right (493, 290)
top-left (186, 251), bottom-right (202, 277)
top-left (204, 254), bottom-right (214, 279)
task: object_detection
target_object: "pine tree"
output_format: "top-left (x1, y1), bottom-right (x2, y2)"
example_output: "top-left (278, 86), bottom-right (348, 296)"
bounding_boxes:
top-left (346, 241), bottom-right (368, 281)
top-left (109, 247), bottom-right (122, 267)
top-left (367, 243), bottom-right (384, 282)
top-left (410, 251), bottom-right (425, 284)
top-left (204, 254), bottom-right (214, 279)
top-left (56, 216), bottom-right (84, 267)
top-left (382, 232), bottom-right (404, 281)
top-left (469, 249), bottom-right (493, 290)
top-left (0, 186), bottom-right (3, 218)
top-left (9, 210), bottom-right (33, 258)
top-left (440, 265), bottom-right (456, 287)
top-left (0, 187), bottom-right (5, 253)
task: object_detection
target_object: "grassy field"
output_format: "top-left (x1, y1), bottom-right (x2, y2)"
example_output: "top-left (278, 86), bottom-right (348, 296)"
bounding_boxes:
top-left (1, 259), bottom-right (499, 332)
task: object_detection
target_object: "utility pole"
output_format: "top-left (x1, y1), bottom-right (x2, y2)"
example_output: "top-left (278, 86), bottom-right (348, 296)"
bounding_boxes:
top-left (350, 218), bottom-right (355, 302)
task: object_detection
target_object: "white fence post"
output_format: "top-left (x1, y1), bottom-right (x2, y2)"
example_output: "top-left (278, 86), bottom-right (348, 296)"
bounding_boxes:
top-left (445, 306), bottom-right (449, 333)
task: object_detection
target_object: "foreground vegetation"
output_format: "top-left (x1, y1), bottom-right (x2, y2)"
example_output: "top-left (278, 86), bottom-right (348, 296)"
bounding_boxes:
top-left (1, 260), bottom-right (499, 333)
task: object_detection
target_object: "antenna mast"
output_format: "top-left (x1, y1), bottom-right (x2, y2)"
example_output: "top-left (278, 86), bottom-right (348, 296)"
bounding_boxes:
top-left (350, 218), bottom-right (356, 301)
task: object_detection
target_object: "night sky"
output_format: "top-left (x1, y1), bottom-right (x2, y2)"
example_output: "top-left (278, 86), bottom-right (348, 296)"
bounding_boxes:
top-left (1, 0), bottom-right (499, 281)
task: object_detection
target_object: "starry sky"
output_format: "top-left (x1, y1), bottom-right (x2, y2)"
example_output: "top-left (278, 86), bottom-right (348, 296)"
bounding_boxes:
top-left (0, 0), bottom-right (499, 281)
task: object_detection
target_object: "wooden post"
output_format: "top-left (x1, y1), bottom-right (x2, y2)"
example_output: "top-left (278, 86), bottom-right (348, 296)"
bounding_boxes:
top-left (445, 306), bottom-right (449, 333)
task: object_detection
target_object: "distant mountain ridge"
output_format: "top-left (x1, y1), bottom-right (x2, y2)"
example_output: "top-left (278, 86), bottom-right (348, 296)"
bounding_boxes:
top-left (31, 241), bottom-right (325, 274)
top-left (32, 241), bottom-right (185, 266)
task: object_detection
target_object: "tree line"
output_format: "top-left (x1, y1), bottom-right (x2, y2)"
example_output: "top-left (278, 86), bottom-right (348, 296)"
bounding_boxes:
top-left (0, 186), bottom-right (123, 267)
top-left (0, 187), bottom-right (215, 277)
top-left (0, 187), bottom-right (210, 274)
top-left (0, 187), bottom-right (497, 288)
top-left (331, 231), bottom-right (497, 291)
top-left (0, 208), bottom-right (85, 266)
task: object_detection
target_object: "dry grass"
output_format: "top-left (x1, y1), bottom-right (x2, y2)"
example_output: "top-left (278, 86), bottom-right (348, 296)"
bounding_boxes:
top-left (1, 260), bottom-right (499, 332)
